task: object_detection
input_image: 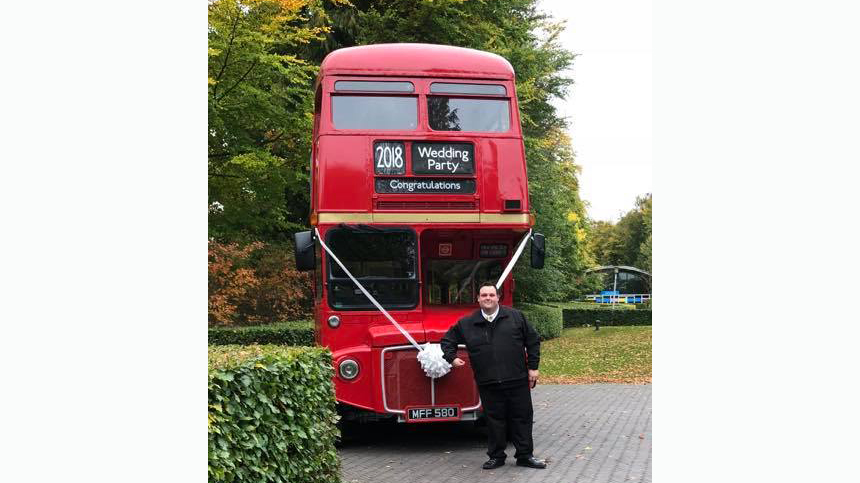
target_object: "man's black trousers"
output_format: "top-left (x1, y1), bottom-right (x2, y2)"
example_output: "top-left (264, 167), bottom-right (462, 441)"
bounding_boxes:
top-left (477, 378), bottom-right (534, 460)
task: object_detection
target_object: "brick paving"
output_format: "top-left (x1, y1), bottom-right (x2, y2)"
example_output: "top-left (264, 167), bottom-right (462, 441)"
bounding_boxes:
top-left (339, 384), bottom-right (651, 483)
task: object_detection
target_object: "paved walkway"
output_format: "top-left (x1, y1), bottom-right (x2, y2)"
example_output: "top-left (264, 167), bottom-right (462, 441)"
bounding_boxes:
top-left (339, 384), bottom-right (651, 483)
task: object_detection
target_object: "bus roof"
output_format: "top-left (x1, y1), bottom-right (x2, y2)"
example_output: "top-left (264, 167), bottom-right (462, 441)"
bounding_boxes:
top-left (319, 43), bottom-right (516, 80)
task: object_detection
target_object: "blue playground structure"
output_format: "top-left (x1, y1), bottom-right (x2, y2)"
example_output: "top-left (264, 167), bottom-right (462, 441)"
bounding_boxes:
top-left (585, 266), bottom-right (651, 305)
top-left (590, 291), bottom-right (649, 304)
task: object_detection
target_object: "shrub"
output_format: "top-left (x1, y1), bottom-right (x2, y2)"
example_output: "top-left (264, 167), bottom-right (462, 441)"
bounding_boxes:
top-left (518, 303), bottom-right (563, 340)
top-left (586, 303), bottom-right (635, 310)
top-left (209, 240), bottom-right (313, 326)
top-left (208, 345), bottom-right (339, 483)
top-left (562, 308), bottom-right (652, 328)
top-left (634, 300), bottom-right (652, 310)
top-left (208, 321), bottom-right (315, 346)
top-left (209, 241), bottom-right (261, 326)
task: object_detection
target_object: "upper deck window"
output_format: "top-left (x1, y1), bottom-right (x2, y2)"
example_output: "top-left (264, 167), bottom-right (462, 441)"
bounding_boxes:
top-left (334, 81), bottom-right (415, 92)
top-left (332, 96), bottom-right (418, 130)
top-left (428, 97), bottom-right (510, 132)
top-left (430, 83), bottom-right (506, 96)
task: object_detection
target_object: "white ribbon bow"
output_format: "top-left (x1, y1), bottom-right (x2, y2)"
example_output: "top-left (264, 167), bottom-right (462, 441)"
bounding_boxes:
top-left (416, 343), bottom-right (452, 378)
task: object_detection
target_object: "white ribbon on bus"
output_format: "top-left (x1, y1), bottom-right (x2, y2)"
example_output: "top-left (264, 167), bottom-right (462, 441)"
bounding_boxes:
top-left (315, 227), bottom-right (533, 379)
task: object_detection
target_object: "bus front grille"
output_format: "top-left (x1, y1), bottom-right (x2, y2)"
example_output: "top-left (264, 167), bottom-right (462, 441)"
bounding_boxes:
top-left (381, 345), bottom-right (481, 414)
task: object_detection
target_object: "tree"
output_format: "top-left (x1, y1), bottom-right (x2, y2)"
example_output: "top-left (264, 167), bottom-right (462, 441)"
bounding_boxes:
top-left (208, 0), bottom-right (333, 242)
top-left (208, 0), bottom-right (601, 305)
top-left (634, 194), bottom-right (652, 272)
top-left (587, 193), bottom-right (652, 272)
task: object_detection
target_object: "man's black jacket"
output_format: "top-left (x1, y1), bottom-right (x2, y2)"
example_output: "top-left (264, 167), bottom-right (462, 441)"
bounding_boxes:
top-left (440, 306), bottom-right (540, 386)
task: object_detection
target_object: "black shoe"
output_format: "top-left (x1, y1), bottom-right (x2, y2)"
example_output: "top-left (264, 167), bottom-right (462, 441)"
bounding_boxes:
top-left (482, 458), bottom-right (505, 470)
top-left (516, 457), bottom-right (547, 469)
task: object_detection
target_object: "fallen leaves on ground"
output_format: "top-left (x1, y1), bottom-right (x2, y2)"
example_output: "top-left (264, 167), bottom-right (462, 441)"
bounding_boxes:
top-left (541, 375), bottom-right (651, 384)
top-left (540, 327), bottom-right (651, 383)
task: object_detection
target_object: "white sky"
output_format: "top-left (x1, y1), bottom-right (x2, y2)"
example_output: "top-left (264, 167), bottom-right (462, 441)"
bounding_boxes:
top-left (538, 0), bottom-right (652, 222)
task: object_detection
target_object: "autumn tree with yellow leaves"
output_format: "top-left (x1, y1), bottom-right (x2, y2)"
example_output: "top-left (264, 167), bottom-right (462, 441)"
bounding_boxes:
top-left (208, 0), bottom-right (337, 240)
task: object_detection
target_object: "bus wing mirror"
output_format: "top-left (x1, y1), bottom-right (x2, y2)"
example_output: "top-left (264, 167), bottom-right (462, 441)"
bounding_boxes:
top-left (530, 232), bottom-right (546, 269)
top-left (293, 230), bottom-right (316, 271)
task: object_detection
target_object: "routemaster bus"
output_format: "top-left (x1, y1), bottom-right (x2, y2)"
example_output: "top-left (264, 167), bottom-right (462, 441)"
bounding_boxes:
top-left (293, 43), bottom-right (545, 424)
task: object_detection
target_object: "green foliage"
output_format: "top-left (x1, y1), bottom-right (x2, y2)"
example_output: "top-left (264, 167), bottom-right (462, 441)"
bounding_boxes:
top-left (208, 0), bottom-right (330, 242)
top-left (562, 308), bottom-right (652, 328)
top-left (556, 301), bottom-right (636, 311)
top-left (588, 193), bottom-right (652, 274)
top-left (515, 130), bottom-right (591, 303)
top-left (208, 345), bottom-right (339, 482)
top-left (635, 195), bottom-right (652, 273)
top-left (209, 321), bottom-right (315, 346)
top-left (518, 303), bottom-right (562, 340)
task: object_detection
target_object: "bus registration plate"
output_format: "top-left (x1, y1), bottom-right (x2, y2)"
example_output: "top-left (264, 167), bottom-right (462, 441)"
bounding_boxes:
top-left (405, 405), bottom-right (461, 423)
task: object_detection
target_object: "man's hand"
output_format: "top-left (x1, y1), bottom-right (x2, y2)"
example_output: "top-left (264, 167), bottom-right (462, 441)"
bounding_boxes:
top-left (452, 357), bottom-right (466, 367)
top-left (528, 369), bottom-right (539, 388)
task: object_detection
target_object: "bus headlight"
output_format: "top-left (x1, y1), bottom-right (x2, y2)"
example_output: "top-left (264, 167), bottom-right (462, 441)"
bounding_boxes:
top-left (339, 359), bottom-right (359, 380)
top-left (328, 315), bottom-right (341, 328)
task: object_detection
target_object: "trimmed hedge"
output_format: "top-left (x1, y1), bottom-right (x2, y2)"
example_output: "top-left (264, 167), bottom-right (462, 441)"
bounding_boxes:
top-left (518, 303), bottom-right (563, 340)
top-left (208, 321), bottom-right (314, 346)
top-left (562, 308), bottom-right (652, 328)
top-left (209, 345), bottom-right (339, 483)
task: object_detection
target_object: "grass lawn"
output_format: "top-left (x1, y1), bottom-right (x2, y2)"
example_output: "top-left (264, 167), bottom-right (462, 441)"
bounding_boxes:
top-left (540, 326), bottom-right (651, 384)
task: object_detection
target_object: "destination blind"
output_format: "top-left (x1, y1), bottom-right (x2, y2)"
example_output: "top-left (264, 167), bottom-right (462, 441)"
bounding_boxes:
top-left (411, 142), bottom-right (474, 175)
top-left (375, 178), bottom-right (476, 194)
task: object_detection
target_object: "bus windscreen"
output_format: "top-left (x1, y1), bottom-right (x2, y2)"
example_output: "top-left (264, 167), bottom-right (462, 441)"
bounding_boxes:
top-left (327, 229), bottom-right (418, 309)
top-left (428, 97), bottom-right (510, 132)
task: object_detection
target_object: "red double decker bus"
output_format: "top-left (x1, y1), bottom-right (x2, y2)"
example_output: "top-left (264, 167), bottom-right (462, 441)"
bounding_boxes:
top-left (294, 43), bottom-right (545, 424)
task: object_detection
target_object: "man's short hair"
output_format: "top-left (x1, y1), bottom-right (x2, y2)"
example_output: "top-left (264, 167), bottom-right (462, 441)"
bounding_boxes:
top-left (478, 281), bottom-right (498, 295)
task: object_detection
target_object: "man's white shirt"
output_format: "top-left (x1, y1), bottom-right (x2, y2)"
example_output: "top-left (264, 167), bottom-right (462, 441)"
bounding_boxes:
top-left (482, 306), bottom-right (500, 323)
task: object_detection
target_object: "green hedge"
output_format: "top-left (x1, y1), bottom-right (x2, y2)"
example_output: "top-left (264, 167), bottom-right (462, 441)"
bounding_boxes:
top-left (209, 321), bottom-right (314, 346)
top-left (209, 345), bottom-right (339, 482)
top-left (518, 304), bottom-right (563, 340)
top-left (562, 308), bottom-right (652, 328)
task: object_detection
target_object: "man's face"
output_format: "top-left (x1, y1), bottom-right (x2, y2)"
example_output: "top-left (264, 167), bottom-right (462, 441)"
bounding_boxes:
top-left (478, 286), bottom-right (499, 313)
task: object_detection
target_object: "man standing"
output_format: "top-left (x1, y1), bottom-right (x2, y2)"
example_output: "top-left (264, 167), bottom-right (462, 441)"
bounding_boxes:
top-left (440, 282), bottom-right (546, 470)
